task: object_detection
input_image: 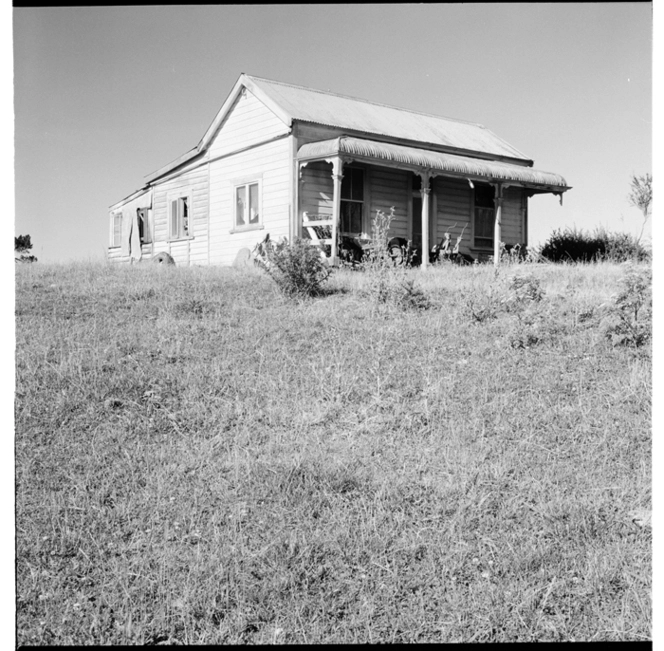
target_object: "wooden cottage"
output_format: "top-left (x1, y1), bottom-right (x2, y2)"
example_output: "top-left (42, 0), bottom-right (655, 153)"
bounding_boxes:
top-left (108, 73), bottom-right (570, 268)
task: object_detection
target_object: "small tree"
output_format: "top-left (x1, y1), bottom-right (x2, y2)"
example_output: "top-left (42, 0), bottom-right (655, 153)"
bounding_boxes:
top-left (627, 173), bottom-right (652, 244)
top-left (15, 234), bottom-right (33, 252)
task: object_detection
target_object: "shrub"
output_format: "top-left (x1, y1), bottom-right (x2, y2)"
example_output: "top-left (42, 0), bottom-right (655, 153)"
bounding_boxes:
top-left (466, 297), bottom-right (498, 323)
top-left (502, 274), bottom-right (545, 348)
top-left (603, 229), bottom-right (651, 263)
top-left (600, 265), bottom-right (652, 347)
top-left (15, 233), bottom-right (38, 263)
top-left (507, 325), bottom-right (541, 349)
top-left (506, 273), bottom-right (544, 305)
top-left (394, 278), bottom-right (431, 311)
top-left (254, 236), bottom-right (333, 299)
top-left (540, 226), bottom-right (650, 263)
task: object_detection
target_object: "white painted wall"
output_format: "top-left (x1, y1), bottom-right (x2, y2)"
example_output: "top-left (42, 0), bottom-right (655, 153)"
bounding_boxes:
top-left (208, 89), bottom-right (289, 159)
top-left (209, 137), bottom-right (291, 266)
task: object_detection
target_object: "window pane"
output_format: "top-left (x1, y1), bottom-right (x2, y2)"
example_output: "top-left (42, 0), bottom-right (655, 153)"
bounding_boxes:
top-left (341, 172), bottom-right (352, 200)
top-left (170, 200), bottom-right (179, 238)
top-left (236, 186), bottom-right (246, 225)
top-left (475, 185), bottom-right (494, 208)
top-left (113, 214), bottom-right (122, 247)
top-left (341, 202), bottom-right (362, 233)
top-left (475, 207), bottom-right (494, 247)
top-left (341, 168), bottom-right (364, 201)
top-left (249, 184), bottom-right (259, 224)
top-left (350, 168), bottom-right (364, 201)
top-left (181, 197), bottom-right (189, 236)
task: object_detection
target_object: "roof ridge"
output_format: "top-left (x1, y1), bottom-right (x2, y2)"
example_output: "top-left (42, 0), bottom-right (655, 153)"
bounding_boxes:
top-left (244, 74), bottom-right (486, 129)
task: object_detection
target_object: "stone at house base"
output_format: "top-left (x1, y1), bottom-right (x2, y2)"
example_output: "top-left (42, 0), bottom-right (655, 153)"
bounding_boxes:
top-left (233, 248), bottom-right (253, 268)
top-left (153, 252), bottom-right (175, 265)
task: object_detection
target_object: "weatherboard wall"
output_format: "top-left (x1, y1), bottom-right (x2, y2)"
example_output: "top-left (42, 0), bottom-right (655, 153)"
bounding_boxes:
top-left (299, 162), bottom-right (411, 240)
top-left (151, 163), bottom-right (210, 266)
top-left (107, 242), bottom-right (154, 264)
top-left (500, 187), bottom-right (526, 246)
top-left (368, 167), bottom-right (409, 239)
top-left (433, 178), bottom-right (526, 255)
top-left (208, 137), bottom-right (291, 266)
top-left (434, 177), bottom-right (473, 255)
top-left (299, 160), bottom-right (333, 221)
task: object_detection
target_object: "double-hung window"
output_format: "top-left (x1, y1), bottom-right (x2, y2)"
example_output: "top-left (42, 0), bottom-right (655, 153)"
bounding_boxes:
top-left (169, 195), bottom-right (191, 240)
top-left (340, 167), bottom-right (364, 234)
top-left (234, 181), bottom-right (261, 229)
top-left (473, 184), bottom-right (495, 249)
top-left (111, 212), bottom-right (122, 248)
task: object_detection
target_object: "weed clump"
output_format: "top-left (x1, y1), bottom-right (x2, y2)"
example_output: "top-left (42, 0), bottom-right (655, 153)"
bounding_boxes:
top-left (465, 290), bottom-right (499, 323)
top-left (254, 236), bottom-right (333, 299)
top-left (463, 272), bottom-right (546, 348)
top-left (505, 273), bottom-right (544, 307)
top-left (501, 274), bottom-right (545, 349)
top-left (600, 265), bottom-right (652, 347)
top-left (362, 208), bottom-right (430, 311)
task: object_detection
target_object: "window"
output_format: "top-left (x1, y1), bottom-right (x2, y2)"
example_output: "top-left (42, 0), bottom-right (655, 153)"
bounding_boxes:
top-left (235, 182), bottom-right (260, 229)
top-left (473, 184), bottom-right (495, 249)
top-left (169, 196), bottom-right (191, 240)
top-left (138, 208), bottom-right (151, 244)
top-left (340, 167), bottom-right (364, 234)
top-left (111, 212), bottom-right (122, 248)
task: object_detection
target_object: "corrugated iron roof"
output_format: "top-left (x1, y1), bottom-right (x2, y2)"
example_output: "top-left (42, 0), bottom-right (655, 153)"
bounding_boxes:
top-left (298, 137), bottom-right (570, 191)
top-left (247, 75), bottom-right (531, 162)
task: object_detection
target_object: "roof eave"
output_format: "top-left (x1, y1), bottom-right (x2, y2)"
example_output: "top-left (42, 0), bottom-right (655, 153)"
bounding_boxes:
top-left (197, 74), bottom-right (293, 151)
top-left (527, 185), bottom-right (572, 195)
top-left (144, 147), bottom-right (202, 184)
top-left (109, 186), bottom-right (151, 211)
top-left (195, 73), bottom-right (248, 153)
top-left (144, 73), bottom-right (295, 185)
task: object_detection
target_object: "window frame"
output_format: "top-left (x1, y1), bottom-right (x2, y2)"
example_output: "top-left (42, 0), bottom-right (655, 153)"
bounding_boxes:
top-left (231, 177), bottom-right (263, 233)
top-left (110, 212), bottom-right (123, 248)
top-left (138, 208), bottom-right (151, 244)
top-left (340, 166), bottom-right (365, 236)
top-left (168, 193), bottom-right (193, 242)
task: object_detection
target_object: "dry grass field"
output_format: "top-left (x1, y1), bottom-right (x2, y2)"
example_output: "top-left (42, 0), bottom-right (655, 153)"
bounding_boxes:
top-left (15, 258), bottom-right (651, 644)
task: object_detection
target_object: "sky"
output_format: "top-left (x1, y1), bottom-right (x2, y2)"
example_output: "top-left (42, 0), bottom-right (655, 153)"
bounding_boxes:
top-left (11, 3), bottom-right (653, 263)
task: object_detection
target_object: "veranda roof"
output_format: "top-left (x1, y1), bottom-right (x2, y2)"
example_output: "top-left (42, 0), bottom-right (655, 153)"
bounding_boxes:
top-left (298, 136), bottom-right (570, 194)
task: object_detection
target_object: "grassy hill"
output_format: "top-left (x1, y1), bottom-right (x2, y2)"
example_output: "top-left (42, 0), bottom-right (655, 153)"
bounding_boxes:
top-left (15, 259), bottom-right (651, 643)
